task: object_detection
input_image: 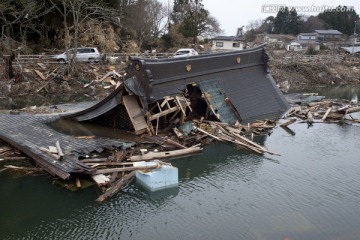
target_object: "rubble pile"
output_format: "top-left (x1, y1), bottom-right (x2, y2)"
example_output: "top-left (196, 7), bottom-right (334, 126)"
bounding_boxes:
top-left (0, 61), bottom-right (126, 99)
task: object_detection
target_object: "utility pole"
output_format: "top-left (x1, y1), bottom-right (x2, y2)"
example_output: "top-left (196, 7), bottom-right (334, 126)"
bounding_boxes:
top-left (352, 21), bottom-right (357, 55)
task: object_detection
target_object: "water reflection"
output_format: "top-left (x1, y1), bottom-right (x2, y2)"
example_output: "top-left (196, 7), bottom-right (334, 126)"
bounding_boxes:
top-left (0, 94), bottom-right (93, 110)
top-left (47, 118), bottom-right (141, 142)
top-left (290, 84), bottom-right (360, 100)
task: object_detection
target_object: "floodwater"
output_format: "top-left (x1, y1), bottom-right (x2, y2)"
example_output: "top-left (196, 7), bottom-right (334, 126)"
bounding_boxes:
top-left (1, 87), bottom-right (360, 240)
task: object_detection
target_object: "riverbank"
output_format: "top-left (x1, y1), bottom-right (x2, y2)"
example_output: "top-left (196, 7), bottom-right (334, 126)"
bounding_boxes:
top-left (268, 51), bottom-right (360, 92)
top-left (1, 53), bottom-right (359, 101)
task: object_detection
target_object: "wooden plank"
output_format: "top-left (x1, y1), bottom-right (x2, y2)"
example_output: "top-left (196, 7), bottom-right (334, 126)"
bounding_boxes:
top-left (322, 107), bottom-right (332, 121)
top-left (39, 147), bottom-right (60, 160)
top-left (55, 141), bottom-right (64, 160)
top-left (91, 174), bottom-right (110, 187)
top-left (123, 95), bottom-right (148, 134)
top-left (109, 79), bottom-right (117, 86)
top-left (94, 164), bottom-right (159, 174)
top-left (37, 63), bottom-right (47, 69)
top-left (129, 146), bottom-right (203, 161)
top-left (164, 139), bottom-right (187, 149)
top-left (80, 158), bottom-right (108, 163)
top-left (34, 69), bottom-right (46, 80)
top-left (175, 96), bottom-right (186, 115)
top-left (173, 127), bottom-right (184, 140)
top-left (46, 67), bottom-right (59, 80)
top-left (96, 171), bottom-right (136, 203)
top-left (149, 106), bottom-right (179, 121)
top-left (75, 178), bottom-right (81, 188)
top-left (85, 162), bottom-right (134, 167)
top-left (48, 146), bottom-right (58, 154)
top-left (195, 127), bottom-right (223, 142)
top-left (4, 165), bottom-right (43, 172)
top-left (280, 119), bottom-right (296, 127)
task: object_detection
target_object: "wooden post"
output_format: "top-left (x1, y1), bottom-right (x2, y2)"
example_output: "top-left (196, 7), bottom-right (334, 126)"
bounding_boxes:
top-left (55, 141), bottom-right (64, 160)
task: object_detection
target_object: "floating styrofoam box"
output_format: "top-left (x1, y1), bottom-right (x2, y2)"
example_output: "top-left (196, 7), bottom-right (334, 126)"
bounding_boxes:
top-left (134, 161), bottom-right (178, 191)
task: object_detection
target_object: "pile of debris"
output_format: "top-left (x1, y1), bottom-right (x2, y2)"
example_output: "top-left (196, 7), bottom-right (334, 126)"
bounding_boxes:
top-left (0, 61), bottom-right (127, 99)
top-left (0, 143), bottom-right (44, 175)
top-left (281, 93), bottom-right (360, 127)
top-left (0, 110), bottom-right (279, 202)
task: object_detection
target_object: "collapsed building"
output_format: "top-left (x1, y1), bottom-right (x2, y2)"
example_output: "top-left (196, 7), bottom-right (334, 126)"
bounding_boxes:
top-left (64, 44), bottom-right (290, 134)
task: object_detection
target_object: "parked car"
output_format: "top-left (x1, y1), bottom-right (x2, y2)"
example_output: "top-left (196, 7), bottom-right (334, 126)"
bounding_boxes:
top-left (53, 47), bottom-right (100, 63)
top-left (172, 48), bottom-right (199, 58)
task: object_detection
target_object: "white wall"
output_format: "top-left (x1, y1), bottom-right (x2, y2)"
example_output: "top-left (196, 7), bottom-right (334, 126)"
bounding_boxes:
top-left (298, 35), bottom-right (317, 40)
top-left (211, 41), bottom-right (243, 51)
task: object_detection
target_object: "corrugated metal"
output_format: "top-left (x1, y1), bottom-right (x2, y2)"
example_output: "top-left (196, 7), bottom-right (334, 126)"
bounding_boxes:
top-left (197, 78), bottom-right (239, 124)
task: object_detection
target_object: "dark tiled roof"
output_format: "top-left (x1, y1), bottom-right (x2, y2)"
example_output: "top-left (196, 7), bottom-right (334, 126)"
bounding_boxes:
top-left (315, 29), bottom-right (342, 35)
top-left (298, 33), bottom-right (317, 36)
top-left (212, 36), bottom-right (243, 41)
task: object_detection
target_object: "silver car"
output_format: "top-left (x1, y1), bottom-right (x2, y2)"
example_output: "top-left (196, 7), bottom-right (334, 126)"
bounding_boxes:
top-left (53, 47), bottom-right (100, 63)
top-left (173, 48), bottom-right (199, 58)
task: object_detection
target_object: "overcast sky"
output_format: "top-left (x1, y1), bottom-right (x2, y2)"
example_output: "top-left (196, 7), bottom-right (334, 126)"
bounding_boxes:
top-left (163, 0), bottom-right (360, 36)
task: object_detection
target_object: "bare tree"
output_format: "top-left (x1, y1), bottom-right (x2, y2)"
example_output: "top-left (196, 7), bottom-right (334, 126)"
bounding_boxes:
top-left (122, 0), bottom-right (168, 49)
top-left (0, 1), bottom-right (54, 80)
top-left (147, 0), bottom-right (168, 39)
top-left (301, 15), bottom-right (325, 33)
top-left (49, 0), bottom-right (122, 75)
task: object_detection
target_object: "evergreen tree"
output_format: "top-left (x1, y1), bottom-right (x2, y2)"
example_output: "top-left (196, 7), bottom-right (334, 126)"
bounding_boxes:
top-left (273, 7), bottom-right (289, 34)
top-left (318, 6), bottom-right (359, 35)
top-left (288, 9), bottom-right (301, 34)
top-left (273, 7), bottom-right (301, 35)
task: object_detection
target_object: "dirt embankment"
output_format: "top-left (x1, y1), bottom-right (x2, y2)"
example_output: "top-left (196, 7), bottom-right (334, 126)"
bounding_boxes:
top-left (269, 56), bottom-right (360, 92)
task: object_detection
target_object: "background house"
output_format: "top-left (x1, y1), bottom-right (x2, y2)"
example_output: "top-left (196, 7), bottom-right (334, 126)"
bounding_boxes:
top-left (258, 34), bottom-right (295, 49)
top-left (286, 33), bottom-right (321, 51)
top-left (297, 33), bottom-right (317, 41)
top-left (211, 27), bottom-right (244, 51)
top-left (211, 36), bottom-right (244, 51)
top-left (314, 29), bottom-right (343, 42)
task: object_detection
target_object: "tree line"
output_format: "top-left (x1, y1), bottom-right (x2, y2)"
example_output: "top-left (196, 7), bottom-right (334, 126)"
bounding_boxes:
top-left (245, 6), bottom-right (359, 42)
top-left (0, 0), bottom-right (221, 55)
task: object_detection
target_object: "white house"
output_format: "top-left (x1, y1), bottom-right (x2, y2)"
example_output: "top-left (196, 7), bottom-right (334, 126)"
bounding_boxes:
top-left (211, 36), bottom-right (244, 51)
top-left (297, 33), bottom-right (317, 41)
top-left (286, 41), bottom-right (303, 51)
top-left (288, 33), bottom-right (321, 51)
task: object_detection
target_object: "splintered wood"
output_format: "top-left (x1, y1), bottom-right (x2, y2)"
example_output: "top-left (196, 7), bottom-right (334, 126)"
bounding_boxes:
top-left (285, 98), bottom-right (360, 124)
top-left (123, 95), bottom-right (150, 135)
top-left (193, 120), bottom-right (279, 155)
top-left (146, 95), bottom-right (192, 134)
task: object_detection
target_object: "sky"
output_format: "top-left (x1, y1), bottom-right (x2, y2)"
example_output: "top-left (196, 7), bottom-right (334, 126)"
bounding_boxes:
top-left (164, 0), bottom-right (360, 36)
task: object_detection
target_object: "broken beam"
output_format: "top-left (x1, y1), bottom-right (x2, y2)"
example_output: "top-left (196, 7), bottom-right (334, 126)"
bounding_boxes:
top-left (95, 171), bottom-right (136, 203)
